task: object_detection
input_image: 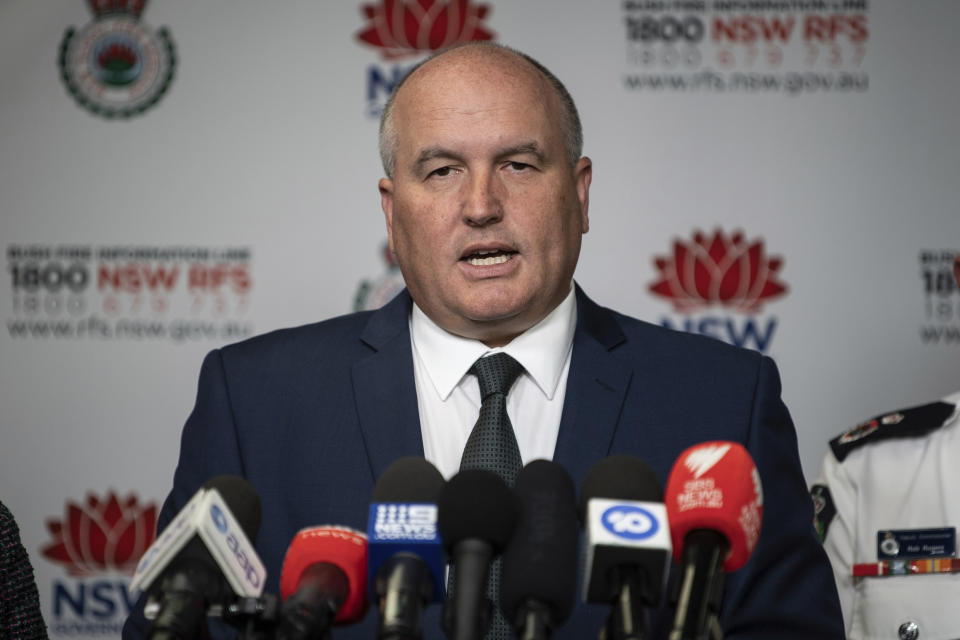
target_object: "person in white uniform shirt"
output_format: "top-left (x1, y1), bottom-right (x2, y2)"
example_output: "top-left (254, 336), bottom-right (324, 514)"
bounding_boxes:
top-left (812, 254), bottom-right (960, 640)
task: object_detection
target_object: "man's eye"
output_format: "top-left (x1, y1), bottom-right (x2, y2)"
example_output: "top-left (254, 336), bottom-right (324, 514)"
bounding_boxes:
top-left (429, 166), bottom-right (454, 178)
top-left (507, 162), bottom-right (531, 171)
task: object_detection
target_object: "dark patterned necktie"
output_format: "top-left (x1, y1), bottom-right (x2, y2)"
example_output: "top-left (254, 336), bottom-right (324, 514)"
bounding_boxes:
top-left (458, 352), bottom-right (524, 640)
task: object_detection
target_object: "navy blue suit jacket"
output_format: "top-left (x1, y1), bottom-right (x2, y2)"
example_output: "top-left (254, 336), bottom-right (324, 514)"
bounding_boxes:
top-left (124, 287), bottom-right (843, 639)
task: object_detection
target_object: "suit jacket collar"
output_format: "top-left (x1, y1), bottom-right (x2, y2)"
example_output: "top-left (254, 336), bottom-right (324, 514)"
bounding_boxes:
top-left (353, 290), bottom-right (424, 482)
top-left (553, 286), bottom-right (633, 489)
top-left (352, 286), bottom-right (633, 487)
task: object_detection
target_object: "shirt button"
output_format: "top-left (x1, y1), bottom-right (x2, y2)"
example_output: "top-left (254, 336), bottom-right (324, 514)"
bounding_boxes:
top-left (898, 621), bottom-right (919, 640)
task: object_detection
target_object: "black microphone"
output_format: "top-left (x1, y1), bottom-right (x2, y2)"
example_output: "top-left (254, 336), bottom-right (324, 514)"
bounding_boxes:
top-left (367, 457), bottom-right (446, 640)
top-left (437, 469), bottom-right (518, 640)
top-left (500, 460), bottom-right (579, 640)
top-left (580, 456), bottom-right (672, 640)
top-left (134, 475), bottom-right (264, 640)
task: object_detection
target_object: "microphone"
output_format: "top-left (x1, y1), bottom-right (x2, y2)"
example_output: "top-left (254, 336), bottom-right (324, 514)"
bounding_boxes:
top-left (367, 457), bottom-right (446, 640)
top-left (437, 469), bottom-right (518, 640)
top-left (500, 460), bottom-right (578, 640)
top-left (277, 525), bottom-right (368, 640)
top-left (130, 475), bottom-right (265, 640)
top-left (664, 441), bottom-right (763, 640)
top-left (580, 455), bottom-right (672, 640)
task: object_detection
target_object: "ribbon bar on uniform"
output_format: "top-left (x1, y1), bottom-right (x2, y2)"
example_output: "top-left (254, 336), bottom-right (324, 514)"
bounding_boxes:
top-left (852, 557), bottom-right (960, 577)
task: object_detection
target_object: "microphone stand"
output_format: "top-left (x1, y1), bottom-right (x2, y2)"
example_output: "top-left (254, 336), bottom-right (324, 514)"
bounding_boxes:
top-left (221, 594), bottom-right (281, 640)
top-left (598, 566), bottom-right (651, 640)
top-left (513, 599), bottom-right (553, 640)
top-left (668, 530), bottom-right (727, 640)
top-left (708, 615), bottom-right (724, 640)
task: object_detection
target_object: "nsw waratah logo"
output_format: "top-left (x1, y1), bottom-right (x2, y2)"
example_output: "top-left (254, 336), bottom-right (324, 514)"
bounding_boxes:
top-left (649, 229), bottom-right (788, 313)
top-left (356, 0), bottom-right (496, 59)
top-left (649, 229), bottom-right (789, 353)
top-left (41, 491), bottom-right (157, 576)
top-left (58, 0), bottom-right (176, 119)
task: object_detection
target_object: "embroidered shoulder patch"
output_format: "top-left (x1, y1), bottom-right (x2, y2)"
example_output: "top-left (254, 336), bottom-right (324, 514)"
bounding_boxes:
top-left (811, 484), bottom-right (836, 543)
top-left (829, 401), bottom-right (955, 462)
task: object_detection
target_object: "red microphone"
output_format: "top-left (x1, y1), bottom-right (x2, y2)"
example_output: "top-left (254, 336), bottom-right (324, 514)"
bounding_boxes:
top-left (664, 441), bottom-right (763, 640)
top-left (277, 526), bottom-right (369, 640)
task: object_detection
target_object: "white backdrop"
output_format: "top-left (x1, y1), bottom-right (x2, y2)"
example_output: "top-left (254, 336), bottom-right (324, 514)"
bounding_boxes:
top-left (1, 1), bottom-right (958, 637)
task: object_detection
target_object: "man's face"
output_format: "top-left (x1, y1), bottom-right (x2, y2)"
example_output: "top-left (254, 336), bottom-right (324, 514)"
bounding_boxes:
top-left (379, 51), bottom-right (592, 346)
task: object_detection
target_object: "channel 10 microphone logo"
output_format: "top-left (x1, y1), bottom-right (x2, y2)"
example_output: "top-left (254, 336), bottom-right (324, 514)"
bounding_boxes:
top-left (601, 505), bottom-right (661, 541)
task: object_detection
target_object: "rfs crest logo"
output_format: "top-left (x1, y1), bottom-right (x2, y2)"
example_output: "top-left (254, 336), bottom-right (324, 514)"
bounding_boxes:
top-left (58, 0), bottom-right (176, 119)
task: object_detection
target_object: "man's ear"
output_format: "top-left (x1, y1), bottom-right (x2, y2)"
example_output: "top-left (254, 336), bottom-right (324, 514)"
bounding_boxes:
top-left (379, 177), bottom-right (395, 253)
top-left (574, 157), bottom-right (592, 234)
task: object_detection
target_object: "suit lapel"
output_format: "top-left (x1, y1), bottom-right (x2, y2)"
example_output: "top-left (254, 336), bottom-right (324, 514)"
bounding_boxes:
top-left (352, 290), bottom-right (424, 482)
top-left (553, 286), bottom-right (633, 489)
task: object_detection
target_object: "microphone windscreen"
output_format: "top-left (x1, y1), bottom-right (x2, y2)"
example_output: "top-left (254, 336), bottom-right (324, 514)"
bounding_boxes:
top-left (279, 526), bottom-right (369, 623)
top-left (203, 475), bottom-right (262, 540)
top-left (367, 457), bottom-right (446, 604)
top-left (501, 460), bottom-right (578, 626)
top-left (437, 469), bottom-right (517, 551)
top-left (579, 455), bottom-right (663, 520)
top-left (372, 457), bottom-right (445, 503)
top-left (664, 441), bottom-right (763, 571)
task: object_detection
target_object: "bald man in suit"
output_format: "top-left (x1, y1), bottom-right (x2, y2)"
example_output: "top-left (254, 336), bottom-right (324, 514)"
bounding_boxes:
top-left (124, 43), bottom-right (843, 639)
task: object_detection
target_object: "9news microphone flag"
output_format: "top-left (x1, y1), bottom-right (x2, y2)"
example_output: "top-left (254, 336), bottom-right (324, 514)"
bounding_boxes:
top-left (367, 457), bottom-right (446, 640)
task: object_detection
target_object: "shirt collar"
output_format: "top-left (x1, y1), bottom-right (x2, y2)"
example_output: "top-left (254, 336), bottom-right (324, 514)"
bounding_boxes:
top-left (410, 285), bottom-right (577, 401)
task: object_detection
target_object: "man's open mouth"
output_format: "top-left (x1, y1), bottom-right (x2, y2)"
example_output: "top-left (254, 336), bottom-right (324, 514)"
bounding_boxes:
top-left (462, 248), bottom-right (516, 266)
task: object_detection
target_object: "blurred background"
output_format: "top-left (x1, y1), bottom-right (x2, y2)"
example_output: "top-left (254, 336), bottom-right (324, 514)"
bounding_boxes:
top-left (1, 1), bottom-right (958, 637)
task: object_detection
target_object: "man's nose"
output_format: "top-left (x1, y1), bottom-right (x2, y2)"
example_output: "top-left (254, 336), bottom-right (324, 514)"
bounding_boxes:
top-left (462, 170), bottom-right (503, 227)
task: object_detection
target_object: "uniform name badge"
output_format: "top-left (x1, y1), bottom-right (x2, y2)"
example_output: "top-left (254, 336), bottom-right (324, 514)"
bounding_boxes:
top-left (877, 527), bottom-right (956, 560)
top-left (852, 528), bottom-right (959, 578)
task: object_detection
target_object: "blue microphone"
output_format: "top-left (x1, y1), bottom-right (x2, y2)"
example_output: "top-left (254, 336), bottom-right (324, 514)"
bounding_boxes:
top-left (367, 457), bottom-right (446, 640)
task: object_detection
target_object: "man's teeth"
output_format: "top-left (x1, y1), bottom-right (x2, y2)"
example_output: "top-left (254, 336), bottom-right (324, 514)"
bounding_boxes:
top-left (468, 253), bottom-right (510, 266)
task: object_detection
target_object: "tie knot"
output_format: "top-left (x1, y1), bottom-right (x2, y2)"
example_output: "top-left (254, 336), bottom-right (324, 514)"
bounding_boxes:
top-left (471, 353), bottom-right (524, 400)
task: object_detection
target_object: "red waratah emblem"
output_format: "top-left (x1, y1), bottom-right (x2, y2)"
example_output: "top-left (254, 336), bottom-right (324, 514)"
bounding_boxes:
top-left (41, 491), bottom-right (157, 576)
top-left (356, 0), bottom-right (495, 59)
top-left (649, 229), bottom-right (788, 313)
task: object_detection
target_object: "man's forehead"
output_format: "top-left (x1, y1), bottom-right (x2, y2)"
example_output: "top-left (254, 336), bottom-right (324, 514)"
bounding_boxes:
top-left (398, 47), bottom-right (547, 109)
top-left (410, 45), bottom-right (535, 84)
top-left (395, 56), bottom-right (552, 133)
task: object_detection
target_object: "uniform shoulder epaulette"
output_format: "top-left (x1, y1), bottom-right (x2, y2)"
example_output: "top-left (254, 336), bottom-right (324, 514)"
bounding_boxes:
top-left (829, 400), bottom-right (956, 462)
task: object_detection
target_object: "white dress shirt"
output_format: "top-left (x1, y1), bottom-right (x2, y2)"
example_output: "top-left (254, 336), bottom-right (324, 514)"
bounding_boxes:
top-left (409, 287), bottom-right (577, 480)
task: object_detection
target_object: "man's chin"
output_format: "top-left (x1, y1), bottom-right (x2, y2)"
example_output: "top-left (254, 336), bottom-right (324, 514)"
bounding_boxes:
top-left (458, 304), bottom-right (542, 345)
top-left (459, 297), bottom-right (530, 325)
